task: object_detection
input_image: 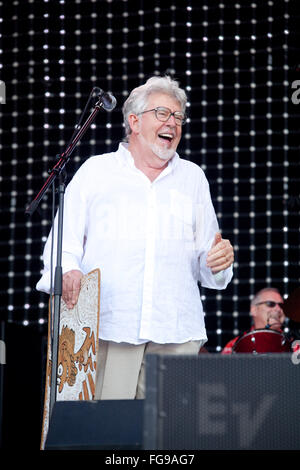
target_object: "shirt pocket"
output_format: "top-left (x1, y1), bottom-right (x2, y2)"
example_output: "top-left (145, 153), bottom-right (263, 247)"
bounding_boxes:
top-left (169, 189), bottom-right (195, 243)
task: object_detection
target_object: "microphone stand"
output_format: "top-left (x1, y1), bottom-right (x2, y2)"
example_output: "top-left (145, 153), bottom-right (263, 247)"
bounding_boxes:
top-left (25, 96), bottom-right (105, 418)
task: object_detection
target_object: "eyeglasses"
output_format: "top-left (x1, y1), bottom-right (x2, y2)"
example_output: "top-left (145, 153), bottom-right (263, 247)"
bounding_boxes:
top-left (137, 106), bottom-right (187, 126)
top-left (255, 301), bottom-right (284, 309)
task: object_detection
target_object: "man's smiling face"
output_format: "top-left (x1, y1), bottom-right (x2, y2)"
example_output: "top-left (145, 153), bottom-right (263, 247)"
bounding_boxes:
top-left (136, 92), bottom-right (183, 161)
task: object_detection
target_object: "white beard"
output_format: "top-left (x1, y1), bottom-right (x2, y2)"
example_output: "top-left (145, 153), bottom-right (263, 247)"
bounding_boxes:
top-left (148, 141), bottom-right (175, 161)
top-left (138, 131), bottom-right (176, 162)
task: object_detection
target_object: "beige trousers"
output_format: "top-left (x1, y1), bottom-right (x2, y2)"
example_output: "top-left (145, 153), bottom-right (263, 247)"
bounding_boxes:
top-left (94, 339), bottom-right (205, 400)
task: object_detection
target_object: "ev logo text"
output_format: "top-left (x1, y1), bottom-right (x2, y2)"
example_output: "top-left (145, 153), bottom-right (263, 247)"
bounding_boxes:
top-left (291, 80), bottom-right (300, 104)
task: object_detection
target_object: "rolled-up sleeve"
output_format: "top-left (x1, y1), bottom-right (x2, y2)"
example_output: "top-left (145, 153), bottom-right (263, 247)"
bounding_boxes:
top-left (196, 171), bottom-right (233, 290)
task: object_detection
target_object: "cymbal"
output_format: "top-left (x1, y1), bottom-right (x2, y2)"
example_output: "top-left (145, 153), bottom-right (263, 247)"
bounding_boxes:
top-left (283, 287), bottom-right (300, 322)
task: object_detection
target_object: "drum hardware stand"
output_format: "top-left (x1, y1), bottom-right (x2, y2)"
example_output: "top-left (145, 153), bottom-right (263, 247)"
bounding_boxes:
top-left (25, 89), bottom-right (112, 418)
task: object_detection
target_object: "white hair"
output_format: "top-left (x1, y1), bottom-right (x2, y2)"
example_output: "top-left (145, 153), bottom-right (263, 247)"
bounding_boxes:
top-left (122, 75), bottom-right (187, 141)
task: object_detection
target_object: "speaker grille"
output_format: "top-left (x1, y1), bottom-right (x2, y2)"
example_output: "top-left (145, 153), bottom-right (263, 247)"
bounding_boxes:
top-left (144, 354), bottom-right (300, 450)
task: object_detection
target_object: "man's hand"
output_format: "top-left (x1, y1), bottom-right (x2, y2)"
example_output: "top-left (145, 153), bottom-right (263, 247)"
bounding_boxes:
top-left (62, 269), bottom-right (83, 309)
top-left (206, 232), bottom-right (234, 274)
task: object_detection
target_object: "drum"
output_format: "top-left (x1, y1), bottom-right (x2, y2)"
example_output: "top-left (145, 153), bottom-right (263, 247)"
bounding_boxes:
top-left (232, 329), bottom-right (291, 354)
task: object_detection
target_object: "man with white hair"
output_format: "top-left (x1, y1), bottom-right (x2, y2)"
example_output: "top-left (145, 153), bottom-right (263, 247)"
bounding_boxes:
top-left (37, 76), bottom-right (234, 399)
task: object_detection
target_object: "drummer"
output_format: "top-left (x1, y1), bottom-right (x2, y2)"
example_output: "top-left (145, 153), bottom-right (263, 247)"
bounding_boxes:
top-left (222, 287), bottom-right (285, 354)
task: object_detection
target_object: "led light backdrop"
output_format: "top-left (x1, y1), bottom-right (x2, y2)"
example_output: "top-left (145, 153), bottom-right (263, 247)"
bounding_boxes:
top-left (1, 0), bottom-right (300, 354)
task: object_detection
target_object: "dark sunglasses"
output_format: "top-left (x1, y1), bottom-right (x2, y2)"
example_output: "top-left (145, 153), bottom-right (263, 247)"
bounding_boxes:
top-left (255, 300), bottom-right (284, 309)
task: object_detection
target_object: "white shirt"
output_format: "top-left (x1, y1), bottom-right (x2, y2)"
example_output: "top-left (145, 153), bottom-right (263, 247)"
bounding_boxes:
top-left (37, 143), bottom-right (233, 344)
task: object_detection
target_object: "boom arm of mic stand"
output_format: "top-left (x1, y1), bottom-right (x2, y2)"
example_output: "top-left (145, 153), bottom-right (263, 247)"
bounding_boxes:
top-left (25, 99), bottom-right (103, 217)
top-left (25, 98), bottom-right (103, 418)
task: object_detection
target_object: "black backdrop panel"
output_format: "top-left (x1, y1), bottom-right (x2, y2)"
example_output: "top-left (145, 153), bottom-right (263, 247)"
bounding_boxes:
top-left (1, 1), bottom-right (300, 349)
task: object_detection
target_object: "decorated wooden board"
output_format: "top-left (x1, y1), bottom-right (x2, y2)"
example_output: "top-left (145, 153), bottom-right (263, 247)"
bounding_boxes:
top-left (40, 268), bottom-right (100, 450)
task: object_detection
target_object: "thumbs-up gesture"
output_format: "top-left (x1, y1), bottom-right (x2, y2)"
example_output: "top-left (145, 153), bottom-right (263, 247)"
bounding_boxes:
top-left (206, 232), bottom-right (234, 274)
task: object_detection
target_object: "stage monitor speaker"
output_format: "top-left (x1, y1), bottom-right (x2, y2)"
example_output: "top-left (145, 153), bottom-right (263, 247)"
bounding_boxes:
top-left (45, 399), bottom-right (143, 450)
top-left (144, 354), bottom-right (300, 450)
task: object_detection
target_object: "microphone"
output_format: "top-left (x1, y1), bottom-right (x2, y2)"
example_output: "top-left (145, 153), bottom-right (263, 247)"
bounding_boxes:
top-left (93, 87), bottom-right (117, 111)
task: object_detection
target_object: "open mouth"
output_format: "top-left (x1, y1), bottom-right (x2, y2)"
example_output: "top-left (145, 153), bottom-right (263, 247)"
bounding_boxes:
top-left (158, 133), bottom-right (174, 143)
